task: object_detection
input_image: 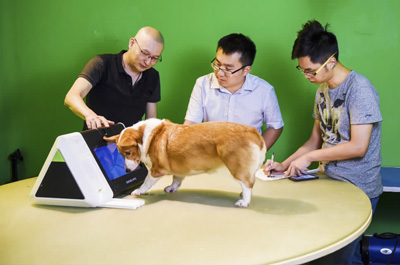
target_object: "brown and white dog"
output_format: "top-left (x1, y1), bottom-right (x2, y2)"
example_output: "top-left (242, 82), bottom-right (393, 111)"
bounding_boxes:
top-left (104, 118), bottom-right (266, 207)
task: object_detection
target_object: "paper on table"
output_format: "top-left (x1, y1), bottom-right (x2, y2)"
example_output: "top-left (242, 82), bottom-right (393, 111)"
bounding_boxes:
top-left (255, 168), bottom-right (319, 181)
top-left (255, 169), bottom-right (286, 181)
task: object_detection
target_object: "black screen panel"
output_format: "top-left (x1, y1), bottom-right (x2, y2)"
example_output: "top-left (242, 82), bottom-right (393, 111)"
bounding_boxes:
top-left (35, 161), bottom-right (85, 199)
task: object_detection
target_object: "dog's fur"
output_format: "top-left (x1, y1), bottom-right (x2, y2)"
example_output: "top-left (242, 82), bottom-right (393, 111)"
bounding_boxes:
top-left (104, 118), bottom-right (266, 207)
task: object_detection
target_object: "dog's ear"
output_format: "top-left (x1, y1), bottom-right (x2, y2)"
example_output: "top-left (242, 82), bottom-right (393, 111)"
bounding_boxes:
top-left (118, 128), bottom-right (142, 147)
top-left (103, 134), bottom-right (119, 143)
top-left (137, 125), bottom-right (145, 144)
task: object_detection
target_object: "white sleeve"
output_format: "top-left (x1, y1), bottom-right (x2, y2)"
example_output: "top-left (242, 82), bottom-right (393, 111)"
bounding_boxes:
top-left (263, 86), bottom-right (284, 129)
top-left (184, 77), bottom-right (204, 123)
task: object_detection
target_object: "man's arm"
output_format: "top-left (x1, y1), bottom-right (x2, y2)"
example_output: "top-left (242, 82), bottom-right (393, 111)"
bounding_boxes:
top-left (145, 102), bottom-right (157, 119)
top-left (284, 122), bottom-right (373, 176)
top-left (264, 120), bottom-right (322, 175)
top-left (183, 119), bottom-right (197, 125)
top-left (184, 77), bottom-right (205, 125)
top-left (64, 77), bottom-right (114, 129)
top-left (262, 127), bottom-right (283, 150)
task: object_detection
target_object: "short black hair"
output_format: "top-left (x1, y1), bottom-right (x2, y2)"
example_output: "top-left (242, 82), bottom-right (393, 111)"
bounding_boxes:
top-left (217, 33), bottom-right (256, 66)
top-left (291, 20), bottom-right (339, 64)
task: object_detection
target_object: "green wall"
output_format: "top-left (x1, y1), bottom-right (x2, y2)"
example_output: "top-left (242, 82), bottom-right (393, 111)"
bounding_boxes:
top-left (1, 0), bottom-right (399, 185)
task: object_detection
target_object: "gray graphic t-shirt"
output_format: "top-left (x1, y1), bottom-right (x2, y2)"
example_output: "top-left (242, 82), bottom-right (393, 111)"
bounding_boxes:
top-left (313, 71), bottom-right (383, 198)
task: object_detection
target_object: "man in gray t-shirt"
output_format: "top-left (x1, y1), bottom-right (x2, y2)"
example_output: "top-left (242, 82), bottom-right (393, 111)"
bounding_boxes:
top-left (314, 71), bottom-right (382, 198)
top-left (263, 19), bottom-right (382, 265)
top-left (264, 21), bottom-right (383, 200)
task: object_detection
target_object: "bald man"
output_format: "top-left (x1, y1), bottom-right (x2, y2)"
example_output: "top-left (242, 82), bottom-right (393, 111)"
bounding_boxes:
top-left (65, 26), bottom-right (164, 130)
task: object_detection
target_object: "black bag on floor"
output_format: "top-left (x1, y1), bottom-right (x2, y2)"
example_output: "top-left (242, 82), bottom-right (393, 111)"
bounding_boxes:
top-left (361, 233), bottom-right (400, 265)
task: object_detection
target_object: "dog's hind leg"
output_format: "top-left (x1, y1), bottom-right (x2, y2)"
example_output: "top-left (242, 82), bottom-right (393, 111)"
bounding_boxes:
top-left (236, 181), bottom-right (252, 207)
top-left (164, 175), bottom-right (185, 193)
top-left (132, 174), bottom-right (160, 195)
top-left (218, 142), bottom-right (262, 207)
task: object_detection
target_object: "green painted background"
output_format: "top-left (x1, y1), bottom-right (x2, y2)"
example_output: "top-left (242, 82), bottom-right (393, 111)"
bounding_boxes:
top-left (1, 0), bottom-right (399, 185)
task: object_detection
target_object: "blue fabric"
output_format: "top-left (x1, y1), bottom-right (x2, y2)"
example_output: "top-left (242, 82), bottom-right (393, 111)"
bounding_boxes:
top-left (381, 167), bottom-right (400, 192)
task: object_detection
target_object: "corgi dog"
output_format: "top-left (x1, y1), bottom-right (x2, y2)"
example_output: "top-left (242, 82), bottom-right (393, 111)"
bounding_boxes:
top-left (104, 119), bottom-right (266, 207)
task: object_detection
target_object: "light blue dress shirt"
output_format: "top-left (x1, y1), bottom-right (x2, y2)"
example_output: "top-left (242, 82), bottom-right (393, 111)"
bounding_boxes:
top-left (185, 73), bottom-right (284, 133)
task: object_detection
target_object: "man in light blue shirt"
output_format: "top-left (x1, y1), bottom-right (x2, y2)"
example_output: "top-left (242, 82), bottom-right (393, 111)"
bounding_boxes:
top-left (184, 33), bottom-right (284, 150)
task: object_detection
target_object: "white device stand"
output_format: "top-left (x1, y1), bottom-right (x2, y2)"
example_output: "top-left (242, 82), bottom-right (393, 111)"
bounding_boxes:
top-left (30, 132), bottom-right (144, 210)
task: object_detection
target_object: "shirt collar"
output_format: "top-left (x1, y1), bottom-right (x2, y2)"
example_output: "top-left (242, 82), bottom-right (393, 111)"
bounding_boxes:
top-left (241, 76), bottom-right (254, 91)
top-left (116, 50), bottom-right (127, 74)
top-left (211, 73), bottom-right (254, 93)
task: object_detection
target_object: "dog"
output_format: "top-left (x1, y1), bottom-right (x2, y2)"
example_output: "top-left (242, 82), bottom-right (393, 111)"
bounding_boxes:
top-left (104, 118), bottom-right (266, 207)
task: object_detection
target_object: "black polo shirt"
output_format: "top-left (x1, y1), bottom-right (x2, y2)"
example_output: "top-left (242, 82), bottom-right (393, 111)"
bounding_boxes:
top-left (79, 50), bottom-right (161, 129)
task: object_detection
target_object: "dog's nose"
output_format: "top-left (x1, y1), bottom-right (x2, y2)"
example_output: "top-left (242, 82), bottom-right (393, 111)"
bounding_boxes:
top-left (125, 168), bottom-right (132, 173)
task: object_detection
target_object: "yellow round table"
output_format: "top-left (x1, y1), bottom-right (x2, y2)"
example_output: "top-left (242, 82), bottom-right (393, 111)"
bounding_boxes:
top-left (0, 170), bottom-right (371, 265)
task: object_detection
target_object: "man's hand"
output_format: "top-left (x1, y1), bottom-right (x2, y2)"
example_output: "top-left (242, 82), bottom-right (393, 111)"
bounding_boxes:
top-left (263, 160), bottom-right (286, 177)
top-left (85, 114), bottom-right (115, 129)
top-left (283, 155), bottom-right (312, 177)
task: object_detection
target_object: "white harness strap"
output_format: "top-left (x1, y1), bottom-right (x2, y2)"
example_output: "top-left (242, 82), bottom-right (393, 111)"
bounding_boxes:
top-left (118, 129), bottom-right (127, 143)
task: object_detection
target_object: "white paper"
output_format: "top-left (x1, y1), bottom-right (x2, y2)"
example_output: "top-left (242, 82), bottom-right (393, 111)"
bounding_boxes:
top-left (255, 168), bottom-right (319, 181)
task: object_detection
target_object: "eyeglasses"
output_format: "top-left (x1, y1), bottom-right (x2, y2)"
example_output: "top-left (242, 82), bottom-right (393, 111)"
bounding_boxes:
top-left (211, 58), bottom-right (248, 77)
top-left (134, 39), bottom-right (162, 63)
top-left (296, 52), bottom-right (337, 76)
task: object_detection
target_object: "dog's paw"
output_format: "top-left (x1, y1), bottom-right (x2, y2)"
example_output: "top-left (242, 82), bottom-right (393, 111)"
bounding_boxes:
top-left (164, 185), bottom-right (179, 193)
top-left (132, 189), bottom-right (145, 196)
top-left (235, 199), bottom-right (249, 208)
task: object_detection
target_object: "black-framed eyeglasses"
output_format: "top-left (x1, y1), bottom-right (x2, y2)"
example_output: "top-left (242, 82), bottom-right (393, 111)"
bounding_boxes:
top-left (134, 38), bottom-right (162, 63)
top-left (296, 52), bottom-right (337, 76)
top-left (211, 58), bottom-right (248, 76)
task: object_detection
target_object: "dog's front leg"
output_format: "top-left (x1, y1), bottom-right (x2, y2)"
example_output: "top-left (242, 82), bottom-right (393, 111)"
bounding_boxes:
top-left (164, 175), bottom-right (185, 193)
top-left (132, 174), bottom-right (160, 195)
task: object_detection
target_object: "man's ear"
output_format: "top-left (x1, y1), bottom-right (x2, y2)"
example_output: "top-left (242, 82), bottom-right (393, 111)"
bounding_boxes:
top-left (128, 37), bottom-right (135, 49)
top-left (103, 134), bottom-right (120, 143)
top-left (328, 57), bottom-right (337, 69)
top-left (243, 65), bottom-right (252, 76)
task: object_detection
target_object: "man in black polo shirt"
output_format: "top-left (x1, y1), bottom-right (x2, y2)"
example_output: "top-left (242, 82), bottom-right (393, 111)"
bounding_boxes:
top-left (65, 26), bottom-right (164, 130)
